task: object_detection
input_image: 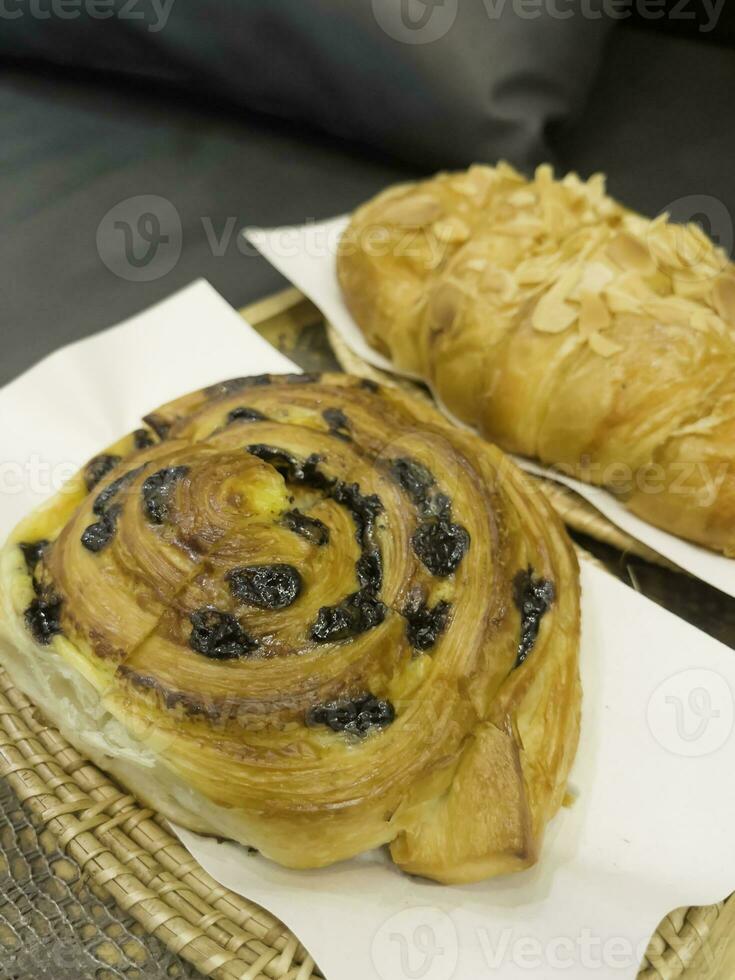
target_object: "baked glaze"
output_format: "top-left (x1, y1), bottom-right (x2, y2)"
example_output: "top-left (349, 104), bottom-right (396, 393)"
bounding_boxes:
top-left (4, 372), bottom-right (580, 884)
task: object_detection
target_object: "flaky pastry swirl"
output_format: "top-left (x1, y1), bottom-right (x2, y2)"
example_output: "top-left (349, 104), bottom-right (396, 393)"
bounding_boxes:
top-left (0, 373), bottom-right (580, 882)
top-left (337, 163), bottom-right (735, 556)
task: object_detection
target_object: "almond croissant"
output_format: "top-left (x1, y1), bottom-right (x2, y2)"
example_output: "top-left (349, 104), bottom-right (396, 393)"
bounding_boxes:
top-left (337, 163), bottom-right (735, 557)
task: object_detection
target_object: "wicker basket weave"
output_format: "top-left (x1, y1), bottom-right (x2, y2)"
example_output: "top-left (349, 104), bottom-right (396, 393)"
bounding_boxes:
top-left (0, 286), bottom-right (732, 980)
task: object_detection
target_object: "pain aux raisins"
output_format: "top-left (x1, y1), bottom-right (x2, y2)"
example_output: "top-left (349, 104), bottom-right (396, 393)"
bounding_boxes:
top-left (189, 608), bottom-right (259, 660)
top-left (281, 510), bottom-right (330, 546)
top-left (81, 504), bottom-right (122, 553)
top-left (83, 453), bottom-right (122, 491)
top-left (141, 466), bottom-right (189, 524)
top-left (306, 692), bottom-right (395, 736)
top-left (227, 406), bottom-right (267, 424)
top-left (310, 589), bottom-right (386, 643)
top-left (227, 564), bottom-right (302, 610)
top-left (322, 407), bottom-right (351, 441)
top-left (25, 591), bottom-right (62, 645)
top-left (403, 594), bottom-right (451, 651)
top-left (513, 567), bottom-right (555, 667)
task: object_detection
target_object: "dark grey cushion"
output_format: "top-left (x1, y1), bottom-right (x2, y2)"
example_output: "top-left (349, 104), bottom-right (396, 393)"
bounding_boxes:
top-left (0, 0), bottom-right (613, 171)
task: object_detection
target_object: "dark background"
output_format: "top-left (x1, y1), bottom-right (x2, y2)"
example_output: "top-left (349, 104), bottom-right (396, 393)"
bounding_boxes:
top-left (1, 1), bottom-right (734, 385)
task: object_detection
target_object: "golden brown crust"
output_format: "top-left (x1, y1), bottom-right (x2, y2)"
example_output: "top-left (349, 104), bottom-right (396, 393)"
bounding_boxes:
top-left (0, 372), bottom-right (580, 882)
top-left (338, 163), bottom-right (735, 557)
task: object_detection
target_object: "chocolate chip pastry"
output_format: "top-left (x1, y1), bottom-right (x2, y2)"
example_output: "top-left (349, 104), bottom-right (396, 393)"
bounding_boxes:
top-left (0, 373), bottom-right (580, 883)
top-left (337, 163), bottom-right (735, 556)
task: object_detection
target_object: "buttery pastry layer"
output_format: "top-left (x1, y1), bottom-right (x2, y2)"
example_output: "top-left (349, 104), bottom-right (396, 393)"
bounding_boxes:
top-left (0, 372), bottom-right (580, 883)
top-left (337, 163), bottom-right (735, 557)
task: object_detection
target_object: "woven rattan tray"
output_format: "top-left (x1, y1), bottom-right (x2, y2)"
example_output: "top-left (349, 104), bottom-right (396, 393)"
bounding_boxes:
top-left (0, 286), bottom-right (733, 980)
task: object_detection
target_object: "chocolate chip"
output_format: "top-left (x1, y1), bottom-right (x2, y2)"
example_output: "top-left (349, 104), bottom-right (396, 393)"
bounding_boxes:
top-left (358, 378), bottom-right (379, 392)
top-left (310, 589), bottom-right (386, 643)
top-left (356, 549), bottom-right (382, 594)
top-left (389, 457), bottom-right (435, 509)
top-left (412, 519), bottom-right (470, 577)
top-left (323, 407), bottom-right (351, 441)
top-left (81, 505), bottom-right (121, 553)
top-left (306, 692), bottom-right (395, 735)
top-left (247, 445), bottom-right (333, 492)
top-left (83, 454), bottom-right (122, 492)
top-left (227, 564), bottom-right (302, 610)
top-left (142, 413), bottom-right (172, 439)
top-left (141, 466), bottom-right (189, 524)
top-left (19, 540), bottom-right (49, 573)
top-left (93, 466), bottom-right (144, 516)
top-left (25, 592), bottom-right (62, 645)
top-left (133, 428), bottom-right (155, 450)
top-left (281, 510), bottom-right (330, 546)
top-left (189, 608), bottom-right (259, 660)
top-left (403, 595), bottom-right (451, 651)
top-left (330, 482), bottom-right (383, 545)
top-left (513, 567), bottom-right (555, 667)
top-left (227, 406), bottom-right (267, 424)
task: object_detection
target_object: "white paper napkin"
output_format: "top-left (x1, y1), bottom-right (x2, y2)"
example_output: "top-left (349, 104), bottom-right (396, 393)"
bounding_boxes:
top-left (246, 217), bottom-right (735, 600)
top-left (1, 280), bottom-right (734, 980)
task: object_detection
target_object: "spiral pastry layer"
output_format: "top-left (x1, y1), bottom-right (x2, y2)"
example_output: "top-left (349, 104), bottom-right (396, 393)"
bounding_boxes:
top-left (0, 372), bottom-right (580, 882)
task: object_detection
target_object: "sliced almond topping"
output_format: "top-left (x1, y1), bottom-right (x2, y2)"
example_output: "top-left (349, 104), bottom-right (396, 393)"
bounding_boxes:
top-left (532, 297), bottom-right (578, 334)
top-left (452, 166), bottom-right (495, 202)
top-left (531, 267), bottom-right (582, 333)
top-left (691, 311), bottom-right (726, 335)
top-left (495, 161), bottom-right (524, 184)
top-left (432, 216), bottom-right (471, 244)
top-left (550, 264), bottom-right (583, 301)
top-left (508, 189), bottom-right (537, 207)
top-left (380, 195), bottom-right (444, 227)
top-left (712, 276), bottom-right (735, 323)
top-left (588, 332), bottom-right (623, 357)
top-left (481, 267), bottom-right (516, 300)
top-left (607, 232), bottom-right (656, 275)
top-left (575, 261), bottom-right (616, 295)
top-left (515, 256), bottom-right (559, 285)
top-left (578, 291), bottom-right (611, 336)
top-left (604, 284), bottom-right (643, 315)
top-left (642, 297), bottom-right (699, 327)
